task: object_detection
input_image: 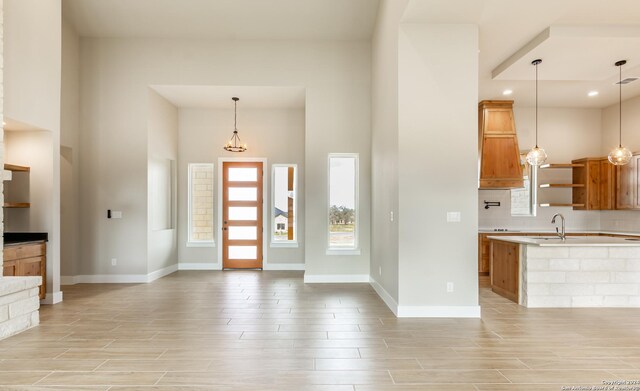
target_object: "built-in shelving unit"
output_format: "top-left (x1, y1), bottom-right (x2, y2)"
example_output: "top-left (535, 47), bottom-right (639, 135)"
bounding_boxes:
top-left (538, 163), bottom-right (584, 208)
top-left (3, 163), bottom-right (31, 209)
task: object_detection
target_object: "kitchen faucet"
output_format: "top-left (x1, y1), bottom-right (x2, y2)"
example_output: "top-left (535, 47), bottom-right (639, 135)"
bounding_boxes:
top-left (551, 213), bottom-right (566, 241)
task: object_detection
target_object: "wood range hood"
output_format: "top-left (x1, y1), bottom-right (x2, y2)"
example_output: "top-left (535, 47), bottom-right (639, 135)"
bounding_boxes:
top-left (478, 100), bottom-right (524, 189)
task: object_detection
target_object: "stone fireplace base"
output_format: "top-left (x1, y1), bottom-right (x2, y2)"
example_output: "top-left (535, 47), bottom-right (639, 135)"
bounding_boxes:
top-left (0, 277), bottom-right (41, 340)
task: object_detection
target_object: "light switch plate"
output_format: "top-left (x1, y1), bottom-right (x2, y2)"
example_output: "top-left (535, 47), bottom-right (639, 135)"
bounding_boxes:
top-left (111, 211), bottom-right (123, 219)
top-left (446, 212), bottom-right (461, 222)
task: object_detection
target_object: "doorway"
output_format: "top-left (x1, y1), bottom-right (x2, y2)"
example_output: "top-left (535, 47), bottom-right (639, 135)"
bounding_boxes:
top-left (221, 161), bottom-right (264, 269)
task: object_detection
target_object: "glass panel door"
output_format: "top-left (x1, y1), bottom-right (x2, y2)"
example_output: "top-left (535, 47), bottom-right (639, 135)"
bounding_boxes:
top-left (222, 162), bottom-right (263, 269)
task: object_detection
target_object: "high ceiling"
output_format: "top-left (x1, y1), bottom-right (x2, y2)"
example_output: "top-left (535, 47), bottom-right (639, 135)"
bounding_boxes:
top-left (63, 0), bottom-right (640, 109)
top-left (62, 0), bottom-right (380, 41)
top-left (404, 0), bottom-right (640, 108)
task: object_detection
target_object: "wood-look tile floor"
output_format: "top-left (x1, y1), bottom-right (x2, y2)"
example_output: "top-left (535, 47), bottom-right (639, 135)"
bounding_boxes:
top-left (1, 272), bottom-right (640, 390)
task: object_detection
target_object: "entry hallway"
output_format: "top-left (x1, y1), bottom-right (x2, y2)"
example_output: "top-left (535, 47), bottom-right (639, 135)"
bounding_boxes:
top-left (1, 272), bottom-right (640, 390)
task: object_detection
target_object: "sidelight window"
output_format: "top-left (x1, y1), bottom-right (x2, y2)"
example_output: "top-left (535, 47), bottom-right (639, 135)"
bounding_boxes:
top-left (188, 163), bottom-right (215, 246)
top-left (328, 154), bottom-right (359, 253)
top-left (271, 164), bottom-right (297, 247)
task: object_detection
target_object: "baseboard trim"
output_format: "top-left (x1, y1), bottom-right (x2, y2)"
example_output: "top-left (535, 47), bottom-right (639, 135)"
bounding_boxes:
top-left (60, 275), bottom-right (80, 285)
top-left (396, 305), bottom-right (481, 318)
top-left (61, 264), bottom-right (179, 285)
top-left (369, 277), bottom-right (398, 316)
top-left (304, 274), bottom-right (370, 283)
top-left (148, 264), bottom-right (179, 282)
top-left (178, 263), bottom-right (222, 270)
top-left (40, 291), bottom-right (63, 305)
top-left (263, 263), bottom-right (305, 271)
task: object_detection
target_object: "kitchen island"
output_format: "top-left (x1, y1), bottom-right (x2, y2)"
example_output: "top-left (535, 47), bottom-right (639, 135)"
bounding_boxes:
top-left (488, 235), bottom-right (640, 307)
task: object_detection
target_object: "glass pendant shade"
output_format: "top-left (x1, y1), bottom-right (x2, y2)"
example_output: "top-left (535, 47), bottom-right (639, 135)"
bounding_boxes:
top-left (526, 146), bottom-right (547, 166)
top-left (527, 59), bottom-right (547, 166)
top-left (608, 145), bottom-right (632, 166)
top-left (609, 60), bottom-right (630, 166)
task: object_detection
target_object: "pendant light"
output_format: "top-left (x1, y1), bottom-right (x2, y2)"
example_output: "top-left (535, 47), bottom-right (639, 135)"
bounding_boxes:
top-left (224, 97), bottom-right (247, 153)
top-left (607, 60), bottom-right (632, 166)
top-left (526, 59), bottom-right (548, 166)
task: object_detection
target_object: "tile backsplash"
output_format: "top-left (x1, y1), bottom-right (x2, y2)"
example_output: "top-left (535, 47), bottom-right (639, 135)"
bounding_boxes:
top-left (600, 211), bottom-right (640, 233)
top-left (479, 189), bottom-right (601, 231)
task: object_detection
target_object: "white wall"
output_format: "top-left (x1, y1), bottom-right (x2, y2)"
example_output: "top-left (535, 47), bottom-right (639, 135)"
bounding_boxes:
top-left (397, 24), bottom-right (479, 314)
top-left (0, 0), bottom-right (4, 272)
top-left (177, 107), bottom-right (305, 267)
top-left (600, 95), bottom-right (640, 233)
top-left (60, 16), bottom-right (81, 277)
top-left (79, 39), bottom-right (371, 279)
top-left (4, 131), bottom-right (54, 233)
top-left (4, 0), bottom-right (62, 303)
top-left (147, 90), bottom-right (178, 274)
top-left (370, 0), bottom-right (409, 305)
top-left (479, 107), bottom-right (603, 231)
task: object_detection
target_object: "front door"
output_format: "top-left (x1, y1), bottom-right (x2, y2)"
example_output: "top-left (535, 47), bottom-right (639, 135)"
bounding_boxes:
top-left (222, 162), bottom-right (263, 269)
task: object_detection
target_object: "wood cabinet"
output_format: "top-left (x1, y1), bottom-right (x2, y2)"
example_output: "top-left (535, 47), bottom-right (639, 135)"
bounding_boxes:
top-left (3, 242), bottom-right (46, 299)
top-left (478, 100), bottom-right (524, 189)
top-left (490, 240), bottom-right (519, 303)
top-left (572, 158), bottom-right (615, 210)
top-left (616, 154), bottom-right (640, 210)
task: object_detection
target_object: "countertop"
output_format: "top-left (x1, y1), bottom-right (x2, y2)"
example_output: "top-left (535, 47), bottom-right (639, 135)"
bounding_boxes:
top-left (480, 229), bottom-right (640, 236)
top-left (488, 235), bottom-right (640, 247)
top-left (3, 232), bottom-right (48, 247)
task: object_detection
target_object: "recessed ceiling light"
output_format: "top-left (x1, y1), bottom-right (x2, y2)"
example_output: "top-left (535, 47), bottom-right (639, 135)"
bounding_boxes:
top-left (503, 89), bottom-right (513, 96)
top-left (588, 91), bottom-right (599, 97)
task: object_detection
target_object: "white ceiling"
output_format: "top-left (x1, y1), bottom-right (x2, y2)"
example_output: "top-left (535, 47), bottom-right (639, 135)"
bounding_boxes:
top-left (404, 0), bottom-right (640, 108)
top-left (151, 85), bottom-right (305, 109)
top-left (62, 0), bottom-right (380, 40)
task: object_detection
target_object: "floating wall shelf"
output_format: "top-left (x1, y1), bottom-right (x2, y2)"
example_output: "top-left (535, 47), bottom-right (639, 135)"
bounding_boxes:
top-left (540, 163), bottom-right (585, 169)
top-left (3, 164), bottom-right (30, 172)
top-left (540, 203), bottom-right (585, 208)
top-left (539, 184), bottom-right (585, 188)
top-left (3, 202), bottom-right (31, 208)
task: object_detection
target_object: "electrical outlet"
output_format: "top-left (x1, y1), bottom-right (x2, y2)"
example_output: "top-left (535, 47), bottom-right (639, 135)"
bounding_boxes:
top-left (446, 282), bottom-right (454, 292)
top-left (389, 211), bottom-right (394, 222)
top-left (378, 266), bottom-right (382, 276)
top-left (111, 258), bottom-right (117, 266)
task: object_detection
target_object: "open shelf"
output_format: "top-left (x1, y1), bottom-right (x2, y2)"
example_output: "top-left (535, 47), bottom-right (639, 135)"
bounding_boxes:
top-left (540, 163), bottom-right (584, 169)
top-left (4, 164), bottom-right (30, 172)
top-left (3, 202), bottom-right (31, 208)
top-left (539, 203), bottom-right (585, 208)
top-left (539, 184), bottom-right (585, 188)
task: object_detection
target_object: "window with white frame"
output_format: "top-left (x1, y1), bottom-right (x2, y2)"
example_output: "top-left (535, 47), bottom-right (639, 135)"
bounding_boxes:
top-left (328, 154), bottom-right (358, 251)
top-left (188, 163), bottom-right (215, 245)
top-left (271, 164), bottom-right (297, 246)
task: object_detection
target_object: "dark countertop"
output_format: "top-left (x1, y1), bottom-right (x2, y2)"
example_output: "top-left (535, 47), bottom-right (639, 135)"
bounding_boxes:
top-left (4, 232), bottom-right (48, 247)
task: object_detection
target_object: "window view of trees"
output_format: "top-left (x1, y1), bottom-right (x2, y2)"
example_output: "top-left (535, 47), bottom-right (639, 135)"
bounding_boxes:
top-left (328, 155), bottom-right (357, 249)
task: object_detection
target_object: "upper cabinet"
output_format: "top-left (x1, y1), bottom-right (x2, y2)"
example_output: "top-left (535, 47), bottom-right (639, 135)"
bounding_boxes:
top-left (571, 153), bottom-right (640, 211)
top-left (616, 153), bottom-right (640, 210)
top-left (572, 158), bottom-right (615, 210)
top-left (478, 100), bottom-right (524, 189)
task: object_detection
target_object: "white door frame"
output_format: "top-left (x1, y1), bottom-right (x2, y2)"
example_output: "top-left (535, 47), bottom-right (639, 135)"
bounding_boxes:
top-left (217, 157), bottom-right (268, 269)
